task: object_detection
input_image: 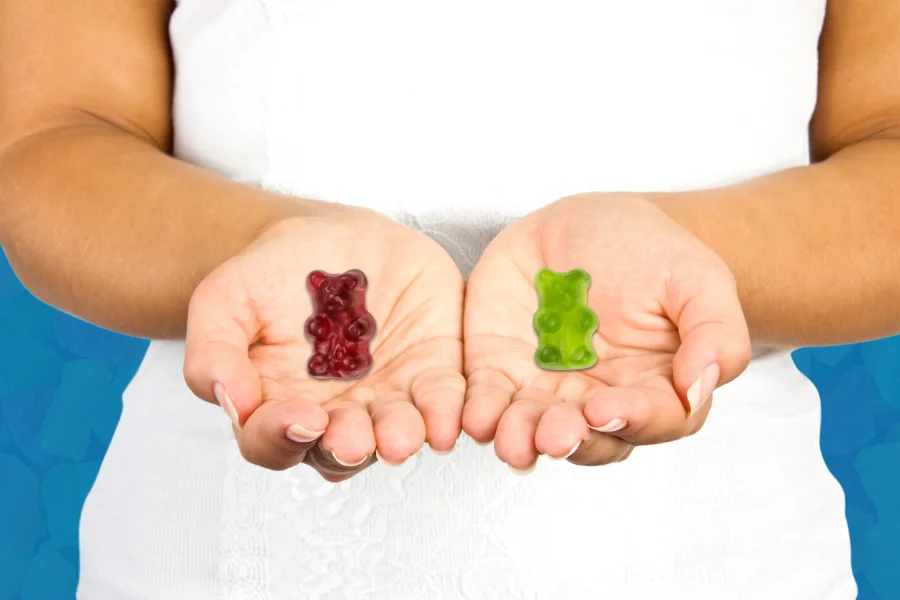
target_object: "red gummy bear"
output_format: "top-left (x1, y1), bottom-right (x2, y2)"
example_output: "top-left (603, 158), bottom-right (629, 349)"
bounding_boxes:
top-left (304, 269), bottom-right (376, 379)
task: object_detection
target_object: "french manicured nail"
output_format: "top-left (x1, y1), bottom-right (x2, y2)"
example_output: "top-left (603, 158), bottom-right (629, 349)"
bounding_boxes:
top-left (430, 443), bottom-right (455, 456)
top-left (285, 424), bottom-right (325, 444)
top-left (589, 418), bottom-right (627, 433)
top-left (375, 449), bottom-right (407, 467)
top-left (213, 382), bottom-right (240, 428)
top-left (331, 450), bottom-right (369, 468)
top-left (547, 440), bottom-right (582, 461)
top-left (687, 363), bottom-right (720, 415)
top-left (564, 440), bottom-right (582, 459)
top-left (615, 445), bottom-right (635, 463)
top-left (508, 462), bottom-right (537, 476)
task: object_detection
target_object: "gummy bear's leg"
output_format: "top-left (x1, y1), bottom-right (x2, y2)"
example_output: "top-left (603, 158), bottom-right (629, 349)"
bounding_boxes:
top-left (308, 353), bottom-right (330, 378)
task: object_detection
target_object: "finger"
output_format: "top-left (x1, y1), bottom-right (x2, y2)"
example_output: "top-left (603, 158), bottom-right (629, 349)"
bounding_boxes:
top-left (567, 431), bottom-right (633, 467)
top-left (183, 275), bottom-right (261, 426)
top-left (686, 393), bottom-right (714, 436)
top-left (370, 391), bottom-right (427, 465)
top-left (412, 367), bottom-right (466, 452)
top-left (236, 397), bottom-right (329, 471)
top-left (583, 383), bottom-right (713, 446)
top-left (534, 402), bottom-right (590, 459)
top-left (531, 394), bottom-right (631, 467)
top-left (493, 388), bottom-right (555, 471)
top-left (665, 260), bottom-right (752, 415)
top-left (462, 369), bottom-right (517, 443)
top-left (313, 400), bottom-right (376, 468)
top-left (303, 446), bottom-right (377, 483)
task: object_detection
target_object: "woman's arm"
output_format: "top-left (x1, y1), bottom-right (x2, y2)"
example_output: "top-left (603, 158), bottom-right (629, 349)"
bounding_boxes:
top-left (0, 1), bottom-right (309, 339)
top-left (651, 0), bottom-right (900, 347)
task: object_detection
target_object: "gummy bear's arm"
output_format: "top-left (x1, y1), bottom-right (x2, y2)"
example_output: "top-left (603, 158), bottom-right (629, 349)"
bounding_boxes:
top-left (0, 1), bottom-right (314, 339)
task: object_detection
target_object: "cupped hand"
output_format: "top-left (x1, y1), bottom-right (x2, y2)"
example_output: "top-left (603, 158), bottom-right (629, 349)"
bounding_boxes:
top-left (183, 205), bottom-right (465, 481)
top-left (463, 193), bottom-right (751, 471)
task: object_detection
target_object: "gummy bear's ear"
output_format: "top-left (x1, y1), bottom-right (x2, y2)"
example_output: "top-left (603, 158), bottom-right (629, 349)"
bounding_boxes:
top-left (565, 268), bottom-right (591, 287)
top-left (307, 270), bottom-right (329, 290)
top-left (535, 268), bottom-right (558, 288)
top-left (341, 269), bottom-right (368, 290)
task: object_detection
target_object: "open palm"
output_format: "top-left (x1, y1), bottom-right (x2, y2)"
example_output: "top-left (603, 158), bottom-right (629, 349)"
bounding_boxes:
top-left (184, 208), bottom-right (464, 481)
top-left (463, 193), bottom-right (751, 471)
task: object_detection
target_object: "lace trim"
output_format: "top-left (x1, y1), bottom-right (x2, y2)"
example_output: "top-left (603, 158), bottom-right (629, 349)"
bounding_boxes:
top-left (219, 427), bottom-right (271, 600)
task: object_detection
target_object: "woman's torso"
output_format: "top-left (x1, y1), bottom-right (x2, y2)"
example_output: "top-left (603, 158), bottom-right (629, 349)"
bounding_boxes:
top-left (78, 2), bottom-right (856, 598)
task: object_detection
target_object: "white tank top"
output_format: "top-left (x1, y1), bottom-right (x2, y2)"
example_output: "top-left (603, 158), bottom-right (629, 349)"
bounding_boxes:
top-left (78, 2), bottom-right (857, 598)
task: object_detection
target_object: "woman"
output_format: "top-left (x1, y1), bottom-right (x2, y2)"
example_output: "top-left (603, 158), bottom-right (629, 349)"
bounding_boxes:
top-left (0, 0), bottom-right (896, 598)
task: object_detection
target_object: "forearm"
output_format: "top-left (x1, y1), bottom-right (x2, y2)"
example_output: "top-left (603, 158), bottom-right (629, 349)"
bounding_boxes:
top-left (0, 122), bottom-right (309, 339)
top-left (652, 135), bottom-right (900, 347)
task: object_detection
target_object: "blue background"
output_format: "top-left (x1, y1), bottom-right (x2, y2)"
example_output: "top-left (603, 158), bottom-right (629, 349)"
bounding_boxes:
top-left (1, 252), bottom-right (898, 599)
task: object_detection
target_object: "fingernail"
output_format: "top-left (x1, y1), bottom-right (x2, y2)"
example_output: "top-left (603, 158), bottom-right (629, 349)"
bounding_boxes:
top-left (430, 443), bottom-right (455, 456)
top-left (331, 450), bottom-right (369, 468)
top-left (564, 440), bottom-right (582, 459)
top-left (375, 449), bottom-right (407, 467)
top-left (615, 444), bottom-right (635, 463)
top-left (285, 424), bottom-right (325, 444)
top-left (687, 363), bottom-right (720, 415)
top-left (547, 440), bottom-right (582, 461)
top-left (213, 382), bottom-right (240, 428)
top-left (589, 418), bottom-right (627, 433)
top-left (508, 462), bottom-right (537, 476)
top-left (473, 439), bottom-right (491, 447)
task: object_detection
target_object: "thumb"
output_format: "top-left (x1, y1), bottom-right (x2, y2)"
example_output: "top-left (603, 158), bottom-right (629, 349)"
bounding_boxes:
top-left (183, 275), bottom-right (262, 428)
top-left (666, 259), bottom-right (752, 416)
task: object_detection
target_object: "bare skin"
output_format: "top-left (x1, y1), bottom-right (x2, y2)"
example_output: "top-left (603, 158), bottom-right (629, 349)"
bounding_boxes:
top-left (464, 194), bottom-right (750, 470)
top-left (0, 0), bottom-right (283, 338)
top-left (653, 0), bottom-right (900, 346)
top-left (185, 214), bottom-right (465, 479)
top-left (1, 0), bottom-right (898, 476)
top-left (0, 1), bottom-right (466, 480)
top-left (463, 0), bottom-right (900, 469)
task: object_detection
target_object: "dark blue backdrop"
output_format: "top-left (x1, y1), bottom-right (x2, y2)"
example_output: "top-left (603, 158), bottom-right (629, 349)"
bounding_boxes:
top-left (1, 251), bottom-right (897, 600)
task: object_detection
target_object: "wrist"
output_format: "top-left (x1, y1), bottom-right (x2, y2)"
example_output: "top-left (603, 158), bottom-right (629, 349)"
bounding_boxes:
top-left (643, 191), bottom-right (704, 231)
top-left (225, 190), bottom-right (325, 257)
top-left (644, 190), bottom-right (773, 345)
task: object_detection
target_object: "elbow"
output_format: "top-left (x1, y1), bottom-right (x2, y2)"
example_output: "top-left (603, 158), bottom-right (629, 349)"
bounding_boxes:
top-left (0, 128), bottom-right (60, 294)
top-left (0, 133), bottom-right (32, 260)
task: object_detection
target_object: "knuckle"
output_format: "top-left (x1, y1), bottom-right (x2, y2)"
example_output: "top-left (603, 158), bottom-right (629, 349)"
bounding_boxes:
top-left (685, 411), bottom-right (711, 438)
top-left (665, 417), bottom-right (696, 442)
top-left (578, 450), bottom-right (622, 467)
top-left (319, 467), bottom-right (363, 483)
top-left (571, 436), bottom-right (625, 467)
top-left (731, 336), bottom-right (753, 368)
top-left (621, 418), bottom-right (660, 442)
top-left (614, 445), bottom-right (635, 463)
top-left (239, 444), bottom-right (287, 472)
top-left (181, 354), bottom-right (205, 388)
top-left (624, 415), bottom-right (686, 445)
top-left (238, 443), bottom-right (259, 466)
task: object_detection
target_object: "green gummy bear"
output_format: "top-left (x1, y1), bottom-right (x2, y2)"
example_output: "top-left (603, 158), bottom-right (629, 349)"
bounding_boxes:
top-left (533, 268), bottom-right (599, 371)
